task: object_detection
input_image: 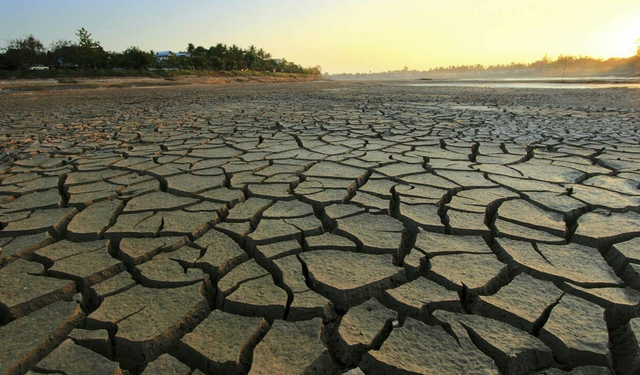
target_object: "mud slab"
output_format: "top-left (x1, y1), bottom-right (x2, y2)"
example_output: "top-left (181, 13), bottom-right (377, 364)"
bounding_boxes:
top-left (0, 81), bottom-right (639, 374)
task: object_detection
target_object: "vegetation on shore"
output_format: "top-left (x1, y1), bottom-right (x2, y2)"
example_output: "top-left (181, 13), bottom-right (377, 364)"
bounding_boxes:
top-left (331, 39), bottom-right (640, 80)
top-left (0, 28), bottom-right (322, 78)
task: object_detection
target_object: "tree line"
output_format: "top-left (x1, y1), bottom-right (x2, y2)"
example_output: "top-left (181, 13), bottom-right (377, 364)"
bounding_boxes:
top-left (424, 51), bottom-right (640, 76)
top-left (330, 39), bottom-right (640, 80)
top-left (0, 28), bottom-right (322, 75)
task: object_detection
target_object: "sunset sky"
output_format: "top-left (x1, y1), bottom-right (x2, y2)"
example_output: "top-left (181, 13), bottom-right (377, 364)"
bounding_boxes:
top-left (1, 0), bottom-right (639, 74)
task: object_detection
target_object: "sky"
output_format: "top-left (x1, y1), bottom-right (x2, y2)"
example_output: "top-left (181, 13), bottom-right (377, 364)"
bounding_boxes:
top-left (1, 0), bottom-right (639, 74)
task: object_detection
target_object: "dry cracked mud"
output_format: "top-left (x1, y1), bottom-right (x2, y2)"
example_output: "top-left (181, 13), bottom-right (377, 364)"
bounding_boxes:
top-left (0, 81), bottom-right (639, 374)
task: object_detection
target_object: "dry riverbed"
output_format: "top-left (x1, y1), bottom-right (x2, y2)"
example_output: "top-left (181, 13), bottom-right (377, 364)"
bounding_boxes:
top-left (0, 81), bottom-right (639, 374)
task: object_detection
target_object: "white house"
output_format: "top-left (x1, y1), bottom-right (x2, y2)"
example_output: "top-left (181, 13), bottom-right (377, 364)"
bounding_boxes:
top-left (155, 51), bottom-right (191, 61)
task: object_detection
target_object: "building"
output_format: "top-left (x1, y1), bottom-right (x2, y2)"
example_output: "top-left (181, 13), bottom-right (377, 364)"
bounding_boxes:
top-left (154, 51), bottom-right (191, 61)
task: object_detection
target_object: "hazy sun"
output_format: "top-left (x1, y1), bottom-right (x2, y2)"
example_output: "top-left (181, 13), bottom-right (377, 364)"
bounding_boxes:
top-left (592, 16), bottom-right (640, 57)
top-left (605, 35), bottom-right (639, 57)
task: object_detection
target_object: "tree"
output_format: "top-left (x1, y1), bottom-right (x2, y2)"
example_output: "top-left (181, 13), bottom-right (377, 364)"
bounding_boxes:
top-left (8, 35), bottom-right (45, 54)
top-left (3, 35), bottom-right (45, 69)
top-left (636, 37), bottom-right (640, 55)
top-left (244, 49), bottom-right (257, 70)
top-left (191, 55), bottom-right (208, 70)
top-left (226, 44), bottom-right (245, 70)
top-left (76, 27), bottom-right (100, 48)
top-left (0, 31), bottom-right (317, 75)
top-left (166, 55), bottom-right (180, 69)
top-left (121, 46), bottom-right (152, 70)
top-left (74, 28), bottom-right (106, 69)
top-left (49, 39), bottom-right (74, 51)
top-left (210, 56), bottom-right (224, 70)
top-left (48, 39), bottom-right (76, 68)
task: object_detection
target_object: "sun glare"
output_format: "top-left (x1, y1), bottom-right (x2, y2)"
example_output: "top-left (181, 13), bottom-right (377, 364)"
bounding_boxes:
top-left (605, 35), bottom-right (640, 58)
top-left (591, 15), bottom-right (640, 58)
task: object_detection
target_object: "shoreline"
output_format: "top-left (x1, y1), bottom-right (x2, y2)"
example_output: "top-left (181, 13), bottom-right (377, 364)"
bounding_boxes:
top-left (3, 75), bottom-right (639, 95)
top-left (0, 74), bottom-right (324, 92)
top-left (420, 77), bottom-right (640, 84)
top-left (331, 76), bottom-right (640, 84)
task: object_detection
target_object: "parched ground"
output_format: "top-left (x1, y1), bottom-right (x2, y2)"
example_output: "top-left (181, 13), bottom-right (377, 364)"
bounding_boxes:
top-left (0, 81), bottom-right (639, 375)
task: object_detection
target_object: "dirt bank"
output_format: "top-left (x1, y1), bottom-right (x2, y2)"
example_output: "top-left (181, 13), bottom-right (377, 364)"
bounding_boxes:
top-left (0, 74), bottom-right (324, 92)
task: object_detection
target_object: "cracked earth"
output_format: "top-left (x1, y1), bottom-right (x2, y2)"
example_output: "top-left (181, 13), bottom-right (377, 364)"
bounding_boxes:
top-left (0, 82), bottom-right (639, 375)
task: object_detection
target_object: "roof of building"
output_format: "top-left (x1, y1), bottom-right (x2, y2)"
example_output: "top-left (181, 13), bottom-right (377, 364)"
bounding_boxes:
top-left (155, 51), bottom-right (191, 58)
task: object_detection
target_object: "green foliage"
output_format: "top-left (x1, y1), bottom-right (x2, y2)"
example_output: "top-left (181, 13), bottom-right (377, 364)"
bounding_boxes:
top-left (0, 28), bottom-right (322, 77)
top-left (150, 41), bottom-right (318, 74)
top-left (72, 28), bottom-right (108, 69)
top-left (120, 47), bottom-right (153, 70)
top-left (76, 27), bottom-right (100, 49)
top-left (2, 35), bottom-right (46, 69)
